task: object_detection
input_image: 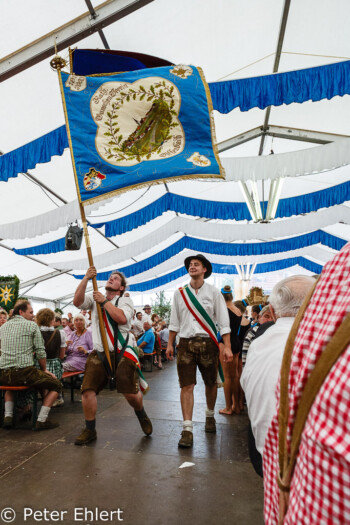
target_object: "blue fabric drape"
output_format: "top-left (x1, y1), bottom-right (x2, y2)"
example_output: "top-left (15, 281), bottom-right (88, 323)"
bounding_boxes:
top-left (13, 237), bottom-right (66, 255)
top-left (0, 126), bottom-right (68, 182)
top-left (97, 193), bottom-right (250, 236)
top-left (95, 183), bottom-right (350, 236)
top-left (127, 256), bottom-right (323, 291)
top-left (73, 230), bottom-right (343, 280)
top-left (12, 182), bottom-right (349, 255)
top-left (275, 180), bottom-right (350, 218)
top-left (2, 61), bottom-right (350, 182)
top-left (210, 60), bottom-right (350, 114)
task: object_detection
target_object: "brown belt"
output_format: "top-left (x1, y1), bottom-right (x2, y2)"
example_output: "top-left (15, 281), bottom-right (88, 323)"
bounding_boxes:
top-left (180, 336), bottom-right (210, 341)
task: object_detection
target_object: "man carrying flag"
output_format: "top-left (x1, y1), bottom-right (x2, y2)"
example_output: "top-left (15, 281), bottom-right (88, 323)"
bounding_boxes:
top-left (166, 254), bottom-right (232, 448)
top-left (73, 267), bottom-right (152, 445)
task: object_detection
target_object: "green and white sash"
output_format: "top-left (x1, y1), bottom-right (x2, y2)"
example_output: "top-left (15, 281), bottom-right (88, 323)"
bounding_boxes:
top-left (102, 308), bottom-right (149, 395)
top-left (179, 285), bottom-right (224, 385)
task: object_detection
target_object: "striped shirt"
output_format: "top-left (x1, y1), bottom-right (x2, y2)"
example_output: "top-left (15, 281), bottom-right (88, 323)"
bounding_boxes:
top-left (0, 315), bottom-right (46, 368)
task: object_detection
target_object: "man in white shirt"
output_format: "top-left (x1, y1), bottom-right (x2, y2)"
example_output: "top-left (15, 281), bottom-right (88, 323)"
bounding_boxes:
top-left (166, 254), bottom-right (232, 448)
top-left (241, 275), bottom-right (315, 459)
top-left (142, 304), bottom-right (152, 324)
top-left (131, 311), bottom-right (144, 339)
top-left (72, 267), bottom-right (152, 445)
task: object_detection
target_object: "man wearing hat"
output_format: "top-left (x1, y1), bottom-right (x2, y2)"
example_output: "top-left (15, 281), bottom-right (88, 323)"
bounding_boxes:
top-left (166, 254), bottom-right (232, 448)
top-left (142, 304), bottom-right (152, 325)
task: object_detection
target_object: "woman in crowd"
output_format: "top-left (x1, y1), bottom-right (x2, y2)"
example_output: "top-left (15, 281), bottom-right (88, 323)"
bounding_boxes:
top-left (233, 299), bottom-right (251, 413)
top-left (219, 286), bottom-right (247, 415)
top-left (151, 313), bottom-right (163, 369)
top-left (0, 309), bottom-right (8, 326)
top-left (36, 308), bottom-right (66, 379)
top-left (63, 314), bottom-right (93, 372)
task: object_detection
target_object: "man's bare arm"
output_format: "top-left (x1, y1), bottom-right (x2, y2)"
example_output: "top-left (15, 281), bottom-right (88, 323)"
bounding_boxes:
top-left (166, 330), bottom-right (177, 361)
top-left (73, 266), bottom-right (96, 307)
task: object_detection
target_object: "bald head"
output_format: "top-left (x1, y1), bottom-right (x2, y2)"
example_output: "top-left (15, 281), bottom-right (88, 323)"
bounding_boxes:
top-left (269, 275), bottom-right (315, 318)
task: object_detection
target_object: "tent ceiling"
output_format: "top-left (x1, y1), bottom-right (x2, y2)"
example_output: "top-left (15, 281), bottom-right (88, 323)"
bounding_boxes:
top-left (1, 0), bottom-right (350, 305)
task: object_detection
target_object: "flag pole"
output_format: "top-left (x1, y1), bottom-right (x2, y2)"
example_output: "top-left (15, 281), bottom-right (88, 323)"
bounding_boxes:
top-left (51, 54), bottom-right (113, 373)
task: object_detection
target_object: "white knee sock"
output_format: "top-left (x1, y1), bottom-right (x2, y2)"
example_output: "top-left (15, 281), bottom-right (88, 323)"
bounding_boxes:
top-left (206, 408), bottom-right (215, 418)
top-left (37, 406), bottom-right (50, 423)
top-left (4, 401), bottom-right (14, 418)
top-left (183, 420), bottom-right (193, 432)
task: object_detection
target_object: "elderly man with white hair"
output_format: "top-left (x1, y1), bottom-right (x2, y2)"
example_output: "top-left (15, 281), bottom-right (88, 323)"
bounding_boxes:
top-left (241, 275), bottom-right (315, 459)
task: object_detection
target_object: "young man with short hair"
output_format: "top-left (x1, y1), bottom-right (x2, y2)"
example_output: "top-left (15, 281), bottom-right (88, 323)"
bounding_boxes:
top-left (166, 254), bottom-right (232, 448)
top-left (73, 267), bottom-right (152, 445)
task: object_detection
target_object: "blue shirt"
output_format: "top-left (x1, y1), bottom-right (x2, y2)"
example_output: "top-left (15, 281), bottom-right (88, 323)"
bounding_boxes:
top-left (137, 328), bottom-right (155, 354)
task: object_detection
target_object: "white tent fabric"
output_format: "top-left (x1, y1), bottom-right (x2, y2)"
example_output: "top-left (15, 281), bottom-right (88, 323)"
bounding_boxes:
top-left (223, 138), bottom-right (350, 182)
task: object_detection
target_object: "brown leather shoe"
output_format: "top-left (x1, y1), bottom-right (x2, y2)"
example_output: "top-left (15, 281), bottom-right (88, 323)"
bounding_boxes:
top-left (178, 430), bottom-right (193, 448)
top-left (205, 416), bottom-right (216, 433)
top-left (2, 416), bottom-right (13, 429)
top-left (34, 419), bottom-right (59, 431)
top-left (74, 428), bottom-right (97, 445)
top-left (135, 409), bottom-right (153, 436)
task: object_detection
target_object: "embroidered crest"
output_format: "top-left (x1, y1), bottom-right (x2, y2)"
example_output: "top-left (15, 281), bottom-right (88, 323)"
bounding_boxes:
top-left (91, 77), bottom-right (185, 167)
top-left (170, 65), bottom-right (193, 79)
top-left (186, 152), bottom-right (211, 167)
top-left (65, 75), bottom-right (87, 92)
top-left (83, 168), bottom-right (106, 190)
top-left (0, 275), bottom-right (19, 312)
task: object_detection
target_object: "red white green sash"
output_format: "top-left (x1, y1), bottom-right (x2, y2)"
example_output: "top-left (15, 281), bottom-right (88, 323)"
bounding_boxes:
top-left (102, 308), bottom-right (149, 394)
top-left (179, 285), bottom-right (224, 384)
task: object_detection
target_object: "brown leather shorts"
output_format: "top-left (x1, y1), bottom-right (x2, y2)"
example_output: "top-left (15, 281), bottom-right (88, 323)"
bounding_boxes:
top-left (81, 350), bottom-right (139, 395)
top-left (176, 337), bottom-right (219, 388)
top-left (0, 366), bottom-right (62, 393)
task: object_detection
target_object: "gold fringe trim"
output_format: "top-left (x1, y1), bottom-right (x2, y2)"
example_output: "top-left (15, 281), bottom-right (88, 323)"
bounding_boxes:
top-left (82, 173), bottom-right (224, 207)
top-left (197, 66), bottom-right (225, 181)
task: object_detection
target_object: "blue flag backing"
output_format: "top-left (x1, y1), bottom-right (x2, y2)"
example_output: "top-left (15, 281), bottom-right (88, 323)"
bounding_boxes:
top-left (61, 66), bottom-right (224, 204)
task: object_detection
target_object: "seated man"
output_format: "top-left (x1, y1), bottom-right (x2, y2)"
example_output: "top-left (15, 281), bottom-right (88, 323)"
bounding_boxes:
top-left (241, 275), bottom-right (315, 465)
top-left (137, 321), bottom-right (155, 355)
top-left (0, 300), bottom-right (62, 430)
top-left (131, 311), bottom-right (144, 340)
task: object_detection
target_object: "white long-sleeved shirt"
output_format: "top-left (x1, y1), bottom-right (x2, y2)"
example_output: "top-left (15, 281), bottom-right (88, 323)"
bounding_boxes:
top-left (240, 317), bottom-right (294, 454)
top-left (168, 281), bottom-right (230, 338)
top-left (80, 293), bottom-right (134, 354)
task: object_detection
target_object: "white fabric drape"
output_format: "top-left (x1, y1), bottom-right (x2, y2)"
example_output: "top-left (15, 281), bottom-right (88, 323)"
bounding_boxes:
top-left (0, 197), bottom-right (116, 241)
top-left (222, 138), bottom-right (350, 182)
top-left (50, 205), bottom-right (350, 271)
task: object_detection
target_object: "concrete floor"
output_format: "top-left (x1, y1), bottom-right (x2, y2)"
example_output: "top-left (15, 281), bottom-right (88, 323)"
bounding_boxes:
top-left (0, 361), bottom-right (263, 525)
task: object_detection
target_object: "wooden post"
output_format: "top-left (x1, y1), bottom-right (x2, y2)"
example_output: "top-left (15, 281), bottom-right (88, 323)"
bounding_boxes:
top-left (52, 55), bottom-right (113, 372)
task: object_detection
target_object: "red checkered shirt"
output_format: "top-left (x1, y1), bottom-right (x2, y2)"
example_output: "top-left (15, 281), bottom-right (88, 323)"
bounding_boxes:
top-left (263, 242), bottom-right (350, 524)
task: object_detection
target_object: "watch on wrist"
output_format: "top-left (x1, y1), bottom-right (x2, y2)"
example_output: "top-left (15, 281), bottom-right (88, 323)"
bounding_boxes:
top-left (101, 299), bottom-right (109, 306)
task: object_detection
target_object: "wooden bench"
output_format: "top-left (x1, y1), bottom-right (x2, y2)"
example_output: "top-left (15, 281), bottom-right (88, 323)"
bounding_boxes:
top-left (61, 370), bottom-right (84, 402)
top-left (0, 386), bottom-right (38, 429)
top-left (142, 351), bottom-right (156, 372)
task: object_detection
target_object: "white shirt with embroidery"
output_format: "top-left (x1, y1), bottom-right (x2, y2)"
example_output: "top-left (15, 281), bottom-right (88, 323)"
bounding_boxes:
top-left (168, 281), bottom-right (230, 338)
top-left (80, 293), bottom-right (134, 354)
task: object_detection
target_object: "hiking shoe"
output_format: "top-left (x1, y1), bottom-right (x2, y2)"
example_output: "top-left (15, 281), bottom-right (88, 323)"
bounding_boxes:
top-left (135, 410), bottom-right (153, 436)
top-left (178, 430), bottom-right (193, 448)
top-left (2, 416), bottom-right (13, 429)
top-left (34, 419), bottom-right (59, 431)
top-left (205, 416), bottom-right (216, 433)
top-left (74, 428), bottom-right (97, 446)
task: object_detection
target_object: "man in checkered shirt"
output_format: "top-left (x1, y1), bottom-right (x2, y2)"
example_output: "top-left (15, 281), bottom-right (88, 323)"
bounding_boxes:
top-left (0, 300), bottom-right (62, 430)
top-left (263, 242), bottom-right (350, 524)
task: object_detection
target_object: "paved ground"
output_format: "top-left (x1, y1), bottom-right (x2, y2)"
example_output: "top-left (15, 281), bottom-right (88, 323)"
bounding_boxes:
top-left (0, 361), bottom-right (264, 525)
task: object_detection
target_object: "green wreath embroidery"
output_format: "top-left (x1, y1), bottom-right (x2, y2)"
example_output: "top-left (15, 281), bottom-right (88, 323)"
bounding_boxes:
top-left (103, 81), bottom-right (179, 163)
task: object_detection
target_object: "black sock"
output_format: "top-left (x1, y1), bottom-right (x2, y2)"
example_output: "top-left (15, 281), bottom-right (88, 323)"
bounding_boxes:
top-left (134, 408), bottom-right (146, 418)
top-left (85, 419), bottom-right (96, 431)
